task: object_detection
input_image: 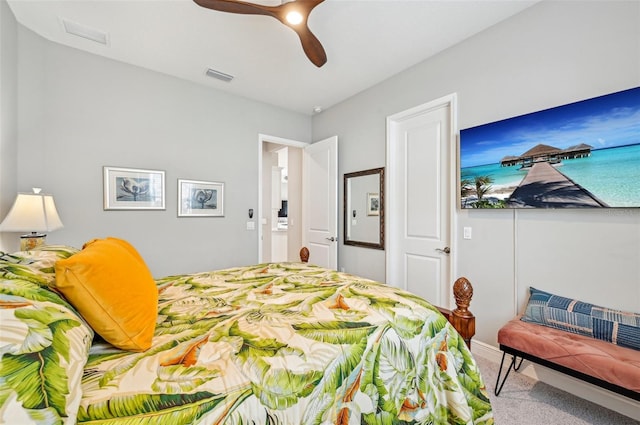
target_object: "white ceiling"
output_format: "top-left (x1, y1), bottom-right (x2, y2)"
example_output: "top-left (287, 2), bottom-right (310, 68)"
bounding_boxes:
top-left (7, 0), bottom-right (539, 115)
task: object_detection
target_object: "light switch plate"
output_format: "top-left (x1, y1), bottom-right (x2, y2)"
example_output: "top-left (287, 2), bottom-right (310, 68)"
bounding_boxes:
top-left (463, 227), bottom-right (472, 240)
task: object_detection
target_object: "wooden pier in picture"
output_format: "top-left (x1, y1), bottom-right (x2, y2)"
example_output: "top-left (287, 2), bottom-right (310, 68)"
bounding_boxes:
top-left (507, 162), bottom-right (608, 208)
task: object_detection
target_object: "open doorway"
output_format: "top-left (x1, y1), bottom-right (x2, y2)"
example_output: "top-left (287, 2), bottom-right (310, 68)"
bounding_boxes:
top-left (258, 134), bottom-right (338, 268)
top-left (259, 135), bottom-right (304, 263)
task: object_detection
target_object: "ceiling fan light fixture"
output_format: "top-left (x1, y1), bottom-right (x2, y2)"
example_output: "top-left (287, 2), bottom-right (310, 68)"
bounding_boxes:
top-left (285, 11), bottom-right (303, 25)
top-left (193, 0), bottom-right (327, 67)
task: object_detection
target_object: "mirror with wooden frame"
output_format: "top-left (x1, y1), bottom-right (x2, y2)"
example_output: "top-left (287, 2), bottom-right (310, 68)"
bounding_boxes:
top-left (344, 167), bottom-right (384, 250)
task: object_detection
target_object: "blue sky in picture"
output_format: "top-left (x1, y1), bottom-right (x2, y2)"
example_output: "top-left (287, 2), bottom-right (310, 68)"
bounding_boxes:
top-left (460, 87), bottom-right (640, 168)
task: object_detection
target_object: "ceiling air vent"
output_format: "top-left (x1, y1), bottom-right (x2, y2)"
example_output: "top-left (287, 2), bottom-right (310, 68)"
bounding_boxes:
top-left (62, 19), bottom-right (109, 45)
top-left (205, 68), bottom-right (234, 83)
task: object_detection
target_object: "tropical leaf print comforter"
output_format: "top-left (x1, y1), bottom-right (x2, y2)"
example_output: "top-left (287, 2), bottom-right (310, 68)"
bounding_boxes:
top-left (0, 246), bottom-right (92, 425)
top-left (1, 247), bottom-right (493, 425)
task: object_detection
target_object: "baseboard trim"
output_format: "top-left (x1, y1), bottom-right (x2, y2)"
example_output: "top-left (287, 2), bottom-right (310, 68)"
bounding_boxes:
top-left (471, 340), bottom-right (640, 422)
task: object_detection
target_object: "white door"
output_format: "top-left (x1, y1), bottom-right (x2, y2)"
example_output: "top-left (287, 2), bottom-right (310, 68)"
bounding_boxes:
top-left (303, 136), bottom-right (338, 269)
top-left (386, 95), bottom-right (456, 307)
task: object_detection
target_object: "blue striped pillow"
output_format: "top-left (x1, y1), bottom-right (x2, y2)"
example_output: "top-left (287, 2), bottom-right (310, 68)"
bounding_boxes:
top-left (521, 287), bottom-right (640, 351)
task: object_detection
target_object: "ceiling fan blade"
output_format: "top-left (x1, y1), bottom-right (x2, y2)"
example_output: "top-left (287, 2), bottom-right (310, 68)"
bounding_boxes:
top-left (193, 0), bottom-right (276, 18)
top-left (275, 0), bottom-right (326, 67)
top-left (292, 25), bottom-right (327, 67)
top-left (194, 0), bottom-right (327, 67)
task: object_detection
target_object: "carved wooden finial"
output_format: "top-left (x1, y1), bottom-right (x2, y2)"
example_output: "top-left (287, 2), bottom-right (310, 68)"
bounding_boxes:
top-left (451, 277), bottom-right (475, 349)
top-left (299, 247), bottom-right (309, 263)
top-left (453, 277), bottom-right (473, 317)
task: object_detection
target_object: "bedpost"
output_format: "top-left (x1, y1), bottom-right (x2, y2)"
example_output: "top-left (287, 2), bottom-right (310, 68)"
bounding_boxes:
top-left (450, 277), bottom-right (476, 349)
top-left (299, 247), bottom-right (309, 263)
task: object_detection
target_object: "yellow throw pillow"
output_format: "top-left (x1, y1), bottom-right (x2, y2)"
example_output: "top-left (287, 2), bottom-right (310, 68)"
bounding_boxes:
top-left (54, 237), bottom-right (157, 351)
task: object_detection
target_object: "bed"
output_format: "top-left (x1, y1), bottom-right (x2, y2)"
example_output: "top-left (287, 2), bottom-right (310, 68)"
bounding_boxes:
top-left (0, 239), bottom-right (493, 424)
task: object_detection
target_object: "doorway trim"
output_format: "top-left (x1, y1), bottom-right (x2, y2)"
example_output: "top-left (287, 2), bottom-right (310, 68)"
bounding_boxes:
top-left (385, 93), bottom-right (458, 308)
top-left (258, 134), bottom-right (308, 262)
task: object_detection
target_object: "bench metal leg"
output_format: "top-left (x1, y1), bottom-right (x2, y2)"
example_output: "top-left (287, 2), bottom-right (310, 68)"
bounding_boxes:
top-left (494, 351), bottom-right (524, 396)
top-left (513, 353), bottom-right (524, 372)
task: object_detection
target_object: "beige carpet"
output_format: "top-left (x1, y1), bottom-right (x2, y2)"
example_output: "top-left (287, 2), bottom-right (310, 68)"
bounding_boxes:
top-left (474, 354), bottom-right (639, 424)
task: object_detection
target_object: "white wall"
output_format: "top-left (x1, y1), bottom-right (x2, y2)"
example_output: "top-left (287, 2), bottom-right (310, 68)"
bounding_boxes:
top-left (312, 1), bottom-right (640, 345)
top-left (10, 26), bottom-right (311, 277)
top-left (0, 0), bottom-right (18, 252)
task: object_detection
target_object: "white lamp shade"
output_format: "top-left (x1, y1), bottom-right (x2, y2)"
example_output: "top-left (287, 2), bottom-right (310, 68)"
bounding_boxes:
top-left (0, 193), bottom-right (64, 232)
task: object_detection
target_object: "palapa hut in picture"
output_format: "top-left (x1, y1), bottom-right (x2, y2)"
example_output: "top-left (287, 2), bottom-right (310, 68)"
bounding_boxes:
top-left (500, 143), bottom-right (592, 168)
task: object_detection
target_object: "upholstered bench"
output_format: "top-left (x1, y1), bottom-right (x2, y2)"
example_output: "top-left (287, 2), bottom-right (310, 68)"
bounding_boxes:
top-left (495, 288), bottom-right (640, 401)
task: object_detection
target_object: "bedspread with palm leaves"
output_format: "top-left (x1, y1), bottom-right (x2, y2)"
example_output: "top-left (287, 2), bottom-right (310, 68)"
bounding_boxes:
top-left (1, 247), bottom-right (493, 425)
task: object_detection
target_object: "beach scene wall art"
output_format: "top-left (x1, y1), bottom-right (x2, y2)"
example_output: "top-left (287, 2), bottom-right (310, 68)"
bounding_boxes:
top-left (459, 86), bottom-right (640, 209)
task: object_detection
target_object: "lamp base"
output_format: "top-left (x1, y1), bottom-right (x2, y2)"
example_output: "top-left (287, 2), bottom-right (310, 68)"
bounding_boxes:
top-left (20, 233), bottom-right (46, 251)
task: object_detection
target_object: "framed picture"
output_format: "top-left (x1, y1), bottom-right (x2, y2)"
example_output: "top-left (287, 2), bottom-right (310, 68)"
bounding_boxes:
top-left (103, 166), bottom-right (165, 210)
top-left (367, 192), bottom-right (380, 216)
top-left (178, 179), bottom-right (224, 217)
top-left (459, 86), bottom-right (640, 209)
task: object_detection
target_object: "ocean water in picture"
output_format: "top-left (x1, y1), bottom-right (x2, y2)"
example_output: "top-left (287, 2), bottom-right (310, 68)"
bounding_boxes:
top-left (461, 143), bottom-right (640, 207)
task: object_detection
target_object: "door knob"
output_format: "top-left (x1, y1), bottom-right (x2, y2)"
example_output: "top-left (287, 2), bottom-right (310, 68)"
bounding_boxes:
top-left (436, 247), bottom-right (450, 254)
top-left (326, 237), bottom-right (337, 242)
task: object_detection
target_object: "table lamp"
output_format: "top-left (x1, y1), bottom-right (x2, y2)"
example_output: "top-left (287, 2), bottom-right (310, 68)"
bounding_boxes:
top-left (0, 188), bottom-right (64, 250)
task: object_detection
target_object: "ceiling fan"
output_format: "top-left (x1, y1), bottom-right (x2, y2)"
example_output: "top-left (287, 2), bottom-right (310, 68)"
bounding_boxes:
top-left (193, 0), bottom-right (327, 67)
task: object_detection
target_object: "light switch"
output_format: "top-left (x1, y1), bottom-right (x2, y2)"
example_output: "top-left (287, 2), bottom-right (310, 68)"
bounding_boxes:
top-left (463, 227), bottom-right (472, 240)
